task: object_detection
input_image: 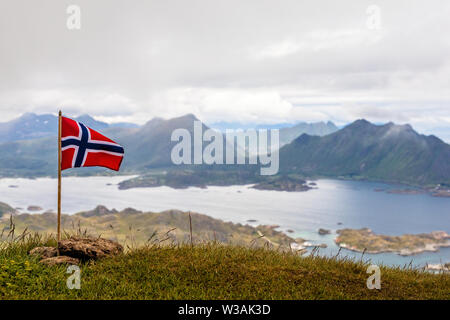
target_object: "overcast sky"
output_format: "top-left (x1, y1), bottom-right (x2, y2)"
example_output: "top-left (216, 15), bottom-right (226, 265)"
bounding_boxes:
top-left (1, 0), bottom-right (450, 140)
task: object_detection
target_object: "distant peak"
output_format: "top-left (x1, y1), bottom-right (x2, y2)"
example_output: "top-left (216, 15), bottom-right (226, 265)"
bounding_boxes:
top-left (401, 123), bottom-right (413, 131)
top-left (345, 120), bottom-right (417, 135)
top-left (326, 121), bottom-right (337, 128)
top-left (345, 119), bottom-right (373, 130)
top-left (177, 113), bottom-right (199, 121)
top-left (143, 116), bottom-right (164, 127)
top-left (76, 114), bottom-right (95, 121)
top-left (383, 122), bottom-right (413, 130)
top-left (293, 132), bottom-right (314, 143)
top-left (78, 205), bottom-right (118, 217)
top-left (121, 207), bottom-right (143, 215)
top-left (354, 119), bottom-right (371, 125)
top-left (19, 112), bottom-right (37, 119)
top-left (381, 122), bottom-right (418, 140)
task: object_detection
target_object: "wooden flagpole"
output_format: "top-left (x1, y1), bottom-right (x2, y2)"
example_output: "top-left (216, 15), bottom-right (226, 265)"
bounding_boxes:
top-left (57, 110), bottom-right (62, 247)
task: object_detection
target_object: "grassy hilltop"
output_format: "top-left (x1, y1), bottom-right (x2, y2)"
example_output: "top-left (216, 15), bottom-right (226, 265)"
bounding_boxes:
top-left (0, 237), bottom-right (449, 300)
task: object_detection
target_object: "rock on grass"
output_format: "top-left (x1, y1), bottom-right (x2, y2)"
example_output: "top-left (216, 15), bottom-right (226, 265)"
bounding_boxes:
top-left (58, 237), bottom-right (123, 261)
top-left (29, 237), bottom-right (123, 265)
top-left (40, 256), bottom-right (80, 266)
top-left (29, 246), bottom-right (57, 259)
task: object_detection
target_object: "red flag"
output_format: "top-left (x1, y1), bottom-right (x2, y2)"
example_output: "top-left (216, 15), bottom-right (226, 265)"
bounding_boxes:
top-left (61, 116), bottom-right (124, 171)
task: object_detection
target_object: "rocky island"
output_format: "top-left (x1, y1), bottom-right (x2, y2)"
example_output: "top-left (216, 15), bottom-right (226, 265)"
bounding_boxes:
top-left (425, 263), bottom-right (450, 273)
top-left (431, 187), bottom-right (450, 198)
top-left (387, 189), bottom-right (424, 195)
top-left (27, 205), bottom-right (43, 212)
top-left (251, 175), bottom-right (312, 192)
top-left (335, 228), bottom-right (450, 256)
top-left (318, 228), bottom-right (331, 235)
top-left (374, 185), bottom-right (450, 198)
top-left (118, 170), bottom-right (314, 193)
top-left (118, 169), bottom-right (263, 190)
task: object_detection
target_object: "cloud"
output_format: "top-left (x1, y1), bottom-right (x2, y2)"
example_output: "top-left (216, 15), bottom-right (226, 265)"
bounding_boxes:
top-left (0, 0), bottom-right (449, 140)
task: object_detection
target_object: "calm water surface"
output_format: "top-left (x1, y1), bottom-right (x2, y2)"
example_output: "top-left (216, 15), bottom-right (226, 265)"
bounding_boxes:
top-left (1, 176), bottom-right (449, 267)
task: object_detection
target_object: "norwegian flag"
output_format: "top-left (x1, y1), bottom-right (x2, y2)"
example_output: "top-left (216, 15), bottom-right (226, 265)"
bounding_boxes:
top-left (61, 116), bottom-right (124, 171)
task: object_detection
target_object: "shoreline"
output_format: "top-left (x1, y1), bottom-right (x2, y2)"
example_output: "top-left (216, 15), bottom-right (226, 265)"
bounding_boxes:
top-left (335, 228), bottom-right (450, 256)
top-left (1, 176), bottom-right (450, 268)
top-left (337, 241), bottom-right (450, 256)
top-left (1, 174), bottom-right (450, 198)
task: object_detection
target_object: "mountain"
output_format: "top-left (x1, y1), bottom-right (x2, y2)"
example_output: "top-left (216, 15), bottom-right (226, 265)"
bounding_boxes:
top-left (75, 114), bottom-right (139, 129)
top-left (422, 126), bottom-right (450, 144)
top-left (118, 113), bottom-right (211, 170)
top-left (0, 201), bottom-right (16, 217)
top-left (0, 113), bottom-right (58, 143)
top-left (209, 121), bottom-right (293, 131)
top-left (1, 204), bottom-right (294, 247)
top-left (0, 113), bottom-right (230, 177)
top-left (0, 134), bottom-right (57, 177)
top-left (0, 113), bottom-right (138, 143)
top-left (71, 114), bottom-right (109, 130)
top-left (279, 119), bottom-right (450, 186)
top-left (209, 120), bottom-right (338, 147)
top-left (279, 121), bottom-right (338, 146)
top-left (1, 114), bottom-right (449, 187)
top-left (109, 122), bottom-right (140, 129)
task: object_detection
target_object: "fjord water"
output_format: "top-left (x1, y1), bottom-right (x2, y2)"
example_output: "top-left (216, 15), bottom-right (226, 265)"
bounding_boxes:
top-left (1, 176), bottom-right (449, 267)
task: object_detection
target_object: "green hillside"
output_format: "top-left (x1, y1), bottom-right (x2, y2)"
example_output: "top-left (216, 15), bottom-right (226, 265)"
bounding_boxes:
top-left (1, 115), bottom-right (449, 188)
top-left (0, 206), bottom-right (295, 247)
top-left (117, 114), bottom-right (209, 170)
top-left (0, 114), bottom-right (231, 177)
top-left (279, 121), bottom-right (338, 146)
top-left (1, 239), bottom-right (449, 299)
top-left (1, 204), bottom-right (448, 300)
top-left (0, 202), bottom-right (16, 217)
top-left (280, 119), bottom-right (450, 186)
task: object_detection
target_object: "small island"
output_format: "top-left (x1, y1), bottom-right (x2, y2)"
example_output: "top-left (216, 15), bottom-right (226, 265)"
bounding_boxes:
top-left (431, 189), bottom-right (450, 198)
top-left (387, 189), bottom-right (424, 195)
top-left (335, 228), bottom-right (450, 255)
top-left (426, 263), bottom-right (450, 272)
top-left (318, 228), bottom-right (331, 235)
top-left (27, 205), bottom-right (43, 212)
top-left (118, 170), bottom-right (315, 193)
top-left (252, 175), bottom-right (312, 192)
top-left (118, 169), bottom-right (262, 190)
top-left (374, 185), bottom-right (450, 198)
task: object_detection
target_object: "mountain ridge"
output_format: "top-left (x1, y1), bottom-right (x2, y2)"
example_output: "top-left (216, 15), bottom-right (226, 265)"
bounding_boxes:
top-left (280, 119), bottom-right (450, 186)
top-left (209, 119), bottom-right (339, 147)
top-left (0, 113), bottom-right (448, 187)
top-left (0, 113), bottom-right (139, 143)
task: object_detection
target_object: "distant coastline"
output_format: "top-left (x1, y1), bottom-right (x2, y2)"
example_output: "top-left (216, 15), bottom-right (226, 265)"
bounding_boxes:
top-left (335, 228), bottom-right (450, 256)
top-left (1, 175), bottom-right (449, 268)
top-left (117, 172), bottom-right (450, 197)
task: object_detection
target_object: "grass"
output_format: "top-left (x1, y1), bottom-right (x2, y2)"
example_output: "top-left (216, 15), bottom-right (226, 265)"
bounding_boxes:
top-left (0, 234), bottom-right (449, 300)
